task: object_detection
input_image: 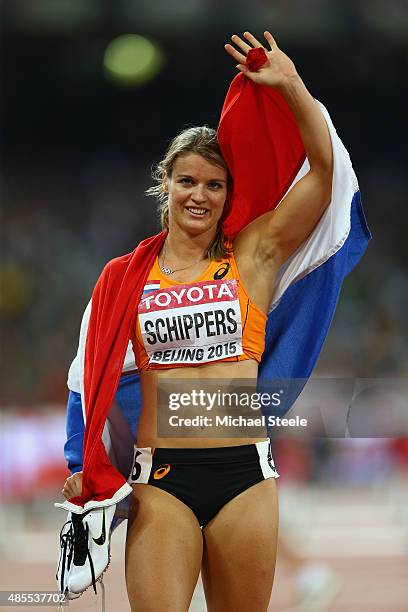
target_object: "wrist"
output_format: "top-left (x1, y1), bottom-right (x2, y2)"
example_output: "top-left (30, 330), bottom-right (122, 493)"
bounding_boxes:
top-left (276, 72), bottom-right (303, 95)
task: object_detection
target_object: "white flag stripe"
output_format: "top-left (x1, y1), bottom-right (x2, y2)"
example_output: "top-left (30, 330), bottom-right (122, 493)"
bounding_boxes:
top-left (270, 101), bottom-right (358, 312)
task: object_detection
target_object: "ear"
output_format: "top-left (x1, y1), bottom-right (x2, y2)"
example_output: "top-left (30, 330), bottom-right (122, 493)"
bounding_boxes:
top-left (162, 171), bottom-right (169, 194)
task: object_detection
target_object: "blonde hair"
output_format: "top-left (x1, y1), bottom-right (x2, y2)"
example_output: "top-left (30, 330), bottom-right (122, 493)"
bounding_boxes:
top-left (146, 126), bottom-right (232, 260)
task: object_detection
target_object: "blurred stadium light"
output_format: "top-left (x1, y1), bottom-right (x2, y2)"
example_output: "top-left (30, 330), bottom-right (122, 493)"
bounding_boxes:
top-left (103, 34), bottom-right (164, 87)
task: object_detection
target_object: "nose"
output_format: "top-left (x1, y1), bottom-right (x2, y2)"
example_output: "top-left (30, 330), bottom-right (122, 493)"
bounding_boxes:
top-left (191, 183), bottom-right (207, 204)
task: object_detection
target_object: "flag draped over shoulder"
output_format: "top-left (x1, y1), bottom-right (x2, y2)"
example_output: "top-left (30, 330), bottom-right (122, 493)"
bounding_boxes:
top-left (219, 75), bottom-right (305, 236)
top-left (56, 74), bottom-right (371, 513)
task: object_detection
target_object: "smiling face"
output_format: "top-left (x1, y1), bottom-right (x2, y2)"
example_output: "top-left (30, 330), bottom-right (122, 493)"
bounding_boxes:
top-left (164, 153), bottom-right (228, 240)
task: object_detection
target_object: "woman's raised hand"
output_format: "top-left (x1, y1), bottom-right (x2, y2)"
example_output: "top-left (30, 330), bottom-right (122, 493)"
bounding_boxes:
top-left (224, 31), bottom-right (298, 88)
top-left (62, 471), bottom-right (82, 500)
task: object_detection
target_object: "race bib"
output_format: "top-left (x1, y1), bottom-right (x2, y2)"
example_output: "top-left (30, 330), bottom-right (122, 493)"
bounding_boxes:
top-left (138, 279), bottom-right (243, 365)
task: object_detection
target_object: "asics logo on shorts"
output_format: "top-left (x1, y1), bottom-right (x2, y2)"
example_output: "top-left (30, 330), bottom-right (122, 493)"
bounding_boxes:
top-left (153, 464), bottom-right (171, 480)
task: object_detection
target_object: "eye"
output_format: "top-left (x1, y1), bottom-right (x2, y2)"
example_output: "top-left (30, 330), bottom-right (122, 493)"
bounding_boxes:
top-left (208, 182), bottom-right (223, 190)
top-left (179, 178), bottom-right (193, 185)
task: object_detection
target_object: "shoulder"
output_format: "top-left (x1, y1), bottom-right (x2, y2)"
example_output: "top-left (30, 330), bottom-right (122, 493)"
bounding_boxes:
top-left (95, 251), bottom-right (135, 292)
top-left (104, 250), bottom-right (134, 273)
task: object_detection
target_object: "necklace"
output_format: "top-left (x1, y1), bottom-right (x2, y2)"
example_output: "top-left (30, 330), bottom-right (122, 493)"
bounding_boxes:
top-left (159, 241), bottom-right (208, 276)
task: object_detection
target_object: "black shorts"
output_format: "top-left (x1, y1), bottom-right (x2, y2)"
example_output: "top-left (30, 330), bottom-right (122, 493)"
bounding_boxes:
top-left (128, 441), bottom-right (279, 527)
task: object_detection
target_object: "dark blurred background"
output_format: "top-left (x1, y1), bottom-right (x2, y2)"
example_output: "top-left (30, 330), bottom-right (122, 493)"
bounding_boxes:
top-left (2, 5), bottom-right (408, 610)
top-left (1, 0), bottom-right (407, 404)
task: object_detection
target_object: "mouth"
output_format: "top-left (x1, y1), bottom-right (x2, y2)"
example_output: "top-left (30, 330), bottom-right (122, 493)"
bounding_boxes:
top-left (185, 206), bottom-right (208, 218)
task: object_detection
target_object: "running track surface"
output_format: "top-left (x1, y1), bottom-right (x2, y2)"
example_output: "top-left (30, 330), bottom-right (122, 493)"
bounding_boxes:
top-left (1, 484), bottom-right (407, 611)
top-left (0, 547), bottom-right (407, 611)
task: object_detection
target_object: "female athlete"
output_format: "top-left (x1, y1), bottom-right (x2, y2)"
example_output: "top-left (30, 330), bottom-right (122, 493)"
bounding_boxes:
top-left (62, 30), bottom-right (333, 612)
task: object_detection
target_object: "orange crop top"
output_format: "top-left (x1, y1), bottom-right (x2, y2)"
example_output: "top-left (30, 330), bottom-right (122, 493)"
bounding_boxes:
top-left (131, 249), bottom-right (267, 371)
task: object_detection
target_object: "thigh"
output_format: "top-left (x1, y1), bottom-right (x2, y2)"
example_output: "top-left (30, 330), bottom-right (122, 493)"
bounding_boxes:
top-left (125, 484), bottom-right (203, 612)
top-left (202, 478), bottom-right (279, 612)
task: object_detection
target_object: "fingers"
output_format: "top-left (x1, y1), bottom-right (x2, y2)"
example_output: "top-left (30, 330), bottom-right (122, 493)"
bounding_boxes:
top-left (264, 31), bottom-right (278, 50)
top-left (236, 64), bottom-right (249, 74)
top-left (225, 31), bottom-right (263, 68)
top-left (62, 473), bottom-right (82, 499)
top-left (225, 30), bottom-right (278, 75)
top-left (243, 31), bottom-right (263, 48)
top-left (231, 33), bottom-right (252, 54)
top-left (62, 484), bottom-right (73, 500)
top-left (224, 43), bottom-right (246, 66)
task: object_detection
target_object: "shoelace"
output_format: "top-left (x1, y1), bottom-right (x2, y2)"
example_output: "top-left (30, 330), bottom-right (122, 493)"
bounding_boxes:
top-left (56, 520), bottom-right (74, 594)
top-left (56, 514), bottom-right (97, 596)
top-left (71, 513), bottom-right (97, 594)
top-left (71, 514), bottom-right (89, 565)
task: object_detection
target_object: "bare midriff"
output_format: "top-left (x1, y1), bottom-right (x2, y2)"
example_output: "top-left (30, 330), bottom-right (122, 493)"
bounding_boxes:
top-left (136, 358), bottom-right (268, 448)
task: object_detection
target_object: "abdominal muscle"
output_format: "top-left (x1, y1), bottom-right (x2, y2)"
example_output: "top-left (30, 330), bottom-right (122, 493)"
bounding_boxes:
top-left (136, 358), bottom-right (268, 448)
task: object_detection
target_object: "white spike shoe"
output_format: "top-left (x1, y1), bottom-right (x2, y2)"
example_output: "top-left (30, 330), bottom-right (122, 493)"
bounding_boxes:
top-left (56, 504), bottom-right (116, 597)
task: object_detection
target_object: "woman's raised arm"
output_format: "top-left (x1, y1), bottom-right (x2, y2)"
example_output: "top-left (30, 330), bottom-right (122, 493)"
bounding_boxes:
top-left (226, 31), bottom-right (333, 267)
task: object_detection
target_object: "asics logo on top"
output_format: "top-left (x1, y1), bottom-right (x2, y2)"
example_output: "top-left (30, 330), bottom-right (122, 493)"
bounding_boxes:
top-left (153, 464), bottom-right (171, 480)
top-left (213, 263), bottom-right (230, 280)
top-left (92, 508), bottom-right (106, 546)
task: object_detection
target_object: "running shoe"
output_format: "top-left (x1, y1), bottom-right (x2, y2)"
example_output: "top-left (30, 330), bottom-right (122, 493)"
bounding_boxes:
top-left (66, 504), bottom-right (116, 595)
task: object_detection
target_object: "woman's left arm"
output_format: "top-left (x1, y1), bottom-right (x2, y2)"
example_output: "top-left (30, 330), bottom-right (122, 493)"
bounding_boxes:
top-left (226, 32), bottom-right (333, 267)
